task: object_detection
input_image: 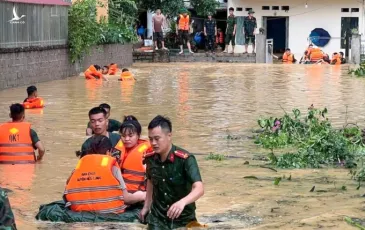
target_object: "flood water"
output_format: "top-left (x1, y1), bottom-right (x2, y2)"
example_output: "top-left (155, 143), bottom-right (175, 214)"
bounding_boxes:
top-left (0, 63), bottom-right (365, 229)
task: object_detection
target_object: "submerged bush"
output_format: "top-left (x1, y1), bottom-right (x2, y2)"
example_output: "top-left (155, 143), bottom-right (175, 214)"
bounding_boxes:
top-left (254, 107), bottom-right (364, 169)
top-left (349, 61), bottom-right (365, 77)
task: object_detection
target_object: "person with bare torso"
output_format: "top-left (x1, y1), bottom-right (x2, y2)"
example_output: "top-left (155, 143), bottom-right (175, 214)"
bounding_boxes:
top-left (152, 9), bottom-right (168, 50)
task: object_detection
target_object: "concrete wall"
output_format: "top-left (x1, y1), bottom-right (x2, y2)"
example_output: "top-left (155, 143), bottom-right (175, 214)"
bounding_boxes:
top-left (229, 0), bottom-right (364, 56)
top-left (0, 43), bottom-right (133, 90)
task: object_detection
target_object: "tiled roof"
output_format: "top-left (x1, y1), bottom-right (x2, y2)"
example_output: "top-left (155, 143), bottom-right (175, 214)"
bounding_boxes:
top-left (3, 0), bottom-right (71, 6)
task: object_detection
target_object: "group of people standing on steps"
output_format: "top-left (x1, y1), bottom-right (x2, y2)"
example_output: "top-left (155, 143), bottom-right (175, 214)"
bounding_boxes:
top-left (152, 7), bottom-right (257, 54)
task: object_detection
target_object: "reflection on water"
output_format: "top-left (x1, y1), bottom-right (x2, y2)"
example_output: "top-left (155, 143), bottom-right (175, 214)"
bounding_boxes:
top-left (0, 63), bottom-right (365, 229)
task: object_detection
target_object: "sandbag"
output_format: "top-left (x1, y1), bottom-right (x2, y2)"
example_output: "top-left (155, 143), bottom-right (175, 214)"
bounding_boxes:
top-left (35, 200), bottom-right (141, 223)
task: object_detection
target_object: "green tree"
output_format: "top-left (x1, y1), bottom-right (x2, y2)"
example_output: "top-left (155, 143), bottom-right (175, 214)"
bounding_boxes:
top-left (68, 0), bottom-right (101, 63)
top-left (190, 0), bottom-right (220, 16)
top-left (137, 0), bottom-right (219, 18)
top-left (108, 0), bottom-right (138, 25)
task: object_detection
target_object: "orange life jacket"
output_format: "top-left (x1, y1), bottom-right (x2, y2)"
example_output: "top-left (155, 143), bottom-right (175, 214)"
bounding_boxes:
top-left (178, 15), bottom-right (190, 30)
top-left (23, 97), bottom-right (44, 109)
top-left (310, 48), bottom-right (324, 62)
top-left (216, 32), bottom-right (224, 43)
top-left (108, 64), bottom-right (118, 75)
top-left (64, 154), bottom-right (127, 214)
top-left (331, 54), bottom-right (342, 65)
top-left (120, 71), bottom-right (135, 81)
top-left (115, 140), bottom-right (150, 192)
top-left (84, 65), bottom-right (102, 79)
top-left (282, 53), bottom-right (294, 63)
top-left (0, 122), bottom-right (35, 164)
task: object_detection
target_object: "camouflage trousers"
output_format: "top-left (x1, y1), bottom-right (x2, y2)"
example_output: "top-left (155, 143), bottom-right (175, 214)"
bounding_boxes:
top-left (0, 188), bottom-right (17, 230)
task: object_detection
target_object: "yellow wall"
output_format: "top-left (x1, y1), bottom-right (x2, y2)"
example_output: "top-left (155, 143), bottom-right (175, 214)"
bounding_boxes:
top-left (72, 0), bottom-right (108, 21)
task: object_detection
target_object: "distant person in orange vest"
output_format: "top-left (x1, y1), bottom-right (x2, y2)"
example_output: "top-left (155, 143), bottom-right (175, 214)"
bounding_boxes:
top-left (0, 104), bottom-right (45, 164)
top-left (23, 86), bottom-right (44, 109)
top-left (272, 48), bottom-right (297, 63)
top-left (108, 63), bottom-right (118, 75)
top-left (176, 9), bottom-right (194, 55)
top-left (115, 116), bottom-right (151, 193)
top-left (64, 135), bottom-right (146, 214)
top-left (330, 52), bottom-right (342, 65)
top-left (216, 28), bottom-right (225, 51)
top-left (119, 68), bottom-right (136, 81)
top-left (84, 65), bottom-right (109, 81)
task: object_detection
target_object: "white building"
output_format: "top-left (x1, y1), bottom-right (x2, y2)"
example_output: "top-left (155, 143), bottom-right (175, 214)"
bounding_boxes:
top-left (228, 0), bottom-right (364, 56)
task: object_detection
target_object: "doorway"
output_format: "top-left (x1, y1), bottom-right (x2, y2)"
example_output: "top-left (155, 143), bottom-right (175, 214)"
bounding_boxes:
top-left (263, 17), bottom-right (289, 53)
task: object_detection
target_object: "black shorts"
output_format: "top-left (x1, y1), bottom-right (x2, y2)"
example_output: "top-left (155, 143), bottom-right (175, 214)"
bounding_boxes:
top-left (225, 33), bottom-right (236, 46)
top-left (153, 32), bottom-right (164, 42)
top-left (178, 30), bottom-right (189, 45)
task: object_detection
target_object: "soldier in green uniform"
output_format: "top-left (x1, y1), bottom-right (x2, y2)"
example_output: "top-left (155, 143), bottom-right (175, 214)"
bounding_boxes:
top-left (86, 103), bottom-right (122, 136)
top-left (80, 107), bottom-right (121, 157)
top-left (244, 9), bottom-right (257, 54)
top-left (224, 7), bottom-right (237, 53)
top-left (0, 188), bottom-right (17, 230)
top-left (140, 115), bottom-right (204, 230)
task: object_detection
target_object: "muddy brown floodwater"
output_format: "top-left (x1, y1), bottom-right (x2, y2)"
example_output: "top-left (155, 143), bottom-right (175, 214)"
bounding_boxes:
top-left (0, 63), bottom-right (365, 229)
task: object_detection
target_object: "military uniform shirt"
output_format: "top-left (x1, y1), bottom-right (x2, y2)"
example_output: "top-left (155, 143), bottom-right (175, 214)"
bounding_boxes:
top-left (226, 15), bottom-right (237, 34)
top-left (81, 132), bottom-right (121, 153)
top-left (145, 145), bottom-right (202, 225)
top-left (204, 19), bottom-right (216, 35)
top-left (244, 16), bottom-right (257, 34)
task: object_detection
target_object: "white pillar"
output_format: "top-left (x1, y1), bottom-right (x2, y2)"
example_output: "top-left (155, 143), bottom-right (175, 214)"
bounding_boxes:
top-left (147, 10), bottom-right (153, 38)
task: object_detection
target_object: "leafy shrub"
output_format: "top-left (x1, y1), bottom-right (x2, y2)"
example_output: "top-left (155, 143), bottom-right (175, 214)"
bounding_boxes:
top-left (254, 107), bottom-right (364, 169)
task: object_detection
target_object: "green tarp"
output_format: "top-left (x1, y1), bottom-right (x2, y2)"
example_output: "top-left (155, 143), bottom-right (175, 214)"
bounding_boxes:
top-left (236, 16), bottom-right (245, 45)
top-left (35, 201), bottom-right (141, 223)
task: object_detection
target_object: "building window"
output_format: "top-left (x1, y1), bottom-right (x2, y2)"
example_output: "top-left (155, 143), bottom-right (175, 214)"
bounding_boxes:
top-left (272, 6), bottom-right (279, 10)
top-left (282, 6), bottom-right (289, 11)
top-left (262, 6), bottom-right (270, 10)
top-left (236, 7), bottom-right (243, 11)
top-left (341, 8), bottom-right (350, 13)
top-left (51, 6), bottom-right (58, 16)
top-left (245, 8), bottom-right (252, 11)
top-left (351, 8), bottom-right (360, 12)
top-left (341, 17), bottom-right (359, 48)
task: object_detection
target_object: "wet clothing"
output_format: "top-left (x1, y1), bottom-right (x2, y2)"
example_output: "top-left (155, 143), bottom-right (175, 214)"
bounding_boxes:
top-left (204, 19), bottom-right (216, 36)
top-left (206, 35), bottom-right (215, 52)
top-left (154, 32), bottom-right (164, 42)
top-left (244, 16), bottom-right (257, 45)
top-left (145, 145), bottom-right (202, 229)
top-left (81, 132), bottom-right (121, 153)
top-left (0, 188), bottom-right (17, 230)
top-left (177, 15), bottom-right (190, 31)
top-left (178, 30), bottom-right (190, 45)
top-left (226, 15), bottom-right (236, 35)
top-left (87, 119), bottom-right (122, 134)
top-left (341, 58), bottom-right (346, 64)
top-left (225, 33), bottom-right (235, 46)
top-left (152, 15), bottom-right (164, 33)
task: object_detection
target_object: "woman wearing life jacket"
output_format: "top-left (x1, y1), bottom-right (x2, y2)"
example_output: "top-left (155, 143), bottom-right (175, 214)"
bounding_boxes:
top-left (23, 86), bottom-right (44, 109)
top-left (64, 135), bottom-right (145, 214)
top-left (115, 116), bottom-right (151, 193)
top-left (330, 52), bottom-right (342, 65)
top-left (119, 68), bottom-right (136, 82)
top-left (84, 65), bottom-right (109, 81)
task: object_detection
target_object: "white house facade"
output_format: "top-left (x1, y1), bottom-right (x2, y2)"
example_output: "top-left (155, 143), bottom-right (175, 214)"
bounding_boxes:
top-left (228, 0), bottom-right (365, 56)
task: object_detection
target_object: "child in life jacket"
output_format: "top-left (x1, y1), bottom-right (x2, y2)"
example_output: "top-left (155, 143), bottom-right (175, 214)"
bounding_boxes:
top-left (119, 68), bottom-right (136, 81)
top-left (23, 86), bottom-right (44, 109)
top-left (101, 64), bottom-right (118, 75)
